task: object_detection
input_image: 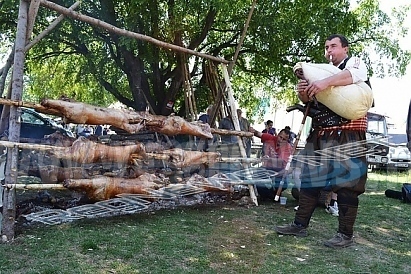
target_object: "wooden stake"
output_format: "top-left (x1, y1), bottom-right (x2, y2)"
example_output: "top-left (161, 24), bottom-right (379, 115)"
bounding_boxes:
top-left (8, 184), bottom-right (66, 190)
top-left (0, 140), bottom-right (63, 152)
top-left (25, 1), bottom-right (81, 51)
top-left (27, 0), bottom-right (41, 40)
top-left (211, 128), bottom-right (254, 138)
top-left (221, 64), bottom-right (258, 206)
top-left (2, 0), bottom-right (29, 242)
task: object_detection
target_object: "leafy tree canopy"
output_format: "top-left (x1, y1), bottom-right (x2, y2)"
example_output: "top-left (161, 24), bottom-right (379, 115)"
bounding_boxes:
top-left (0, 0), bottom-right (410, 121)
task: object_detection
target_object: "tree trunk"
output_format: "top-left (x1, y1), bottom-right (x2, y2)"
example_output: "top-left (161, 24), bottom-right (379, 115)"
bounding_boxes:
top-left (0, 85), bottom-right (12, 135)
top-left (122, 50), bottom-right (149, 111)
top-left (0, 49), bottom-right (14, 98)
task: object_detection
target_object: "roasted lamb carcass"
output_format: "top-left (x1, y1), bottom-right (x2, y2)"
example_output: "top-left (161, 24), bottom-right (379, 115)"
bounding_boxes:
top-left (51, 137), bottom-right (146, 165)
top-left (40, 99), bottom-right (213, 139)
top-left (63, 173), bottom-right (162, 201)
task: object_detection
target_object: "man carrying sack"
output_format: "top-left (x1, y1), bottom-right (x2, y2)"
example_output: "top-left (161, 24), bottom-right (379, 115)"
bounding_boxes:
top-left (275, 34), bottom-right (371, 248)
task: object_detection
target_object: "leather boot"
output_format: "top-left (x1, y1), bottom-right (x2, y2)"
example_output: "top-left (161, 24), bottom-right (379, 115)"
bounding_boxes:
top-left (294, 187), bottom-right (321, 227)
top-left (337, 189), bottom-right (359, 237)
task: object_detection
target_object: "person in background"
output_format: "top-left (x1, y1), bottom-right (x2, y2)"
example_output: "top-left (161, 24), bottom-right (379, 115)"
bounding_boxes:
top-left (275, 34), bottom-right (369, 248)
top-left (250, 127), bottom-right (292, 199)
top-left (237, 109), bottom-right (252, 158)
top-left (198, 105), bottom-right (214, 151)
top-left (285, 126), bottom-right (297, 145)
top-left (261, 120), bottom-right (276, 156)
top-left (218, 116), bottom-right (237, 144)
top-left (95, 125), bottom-right (103, 136)
top-left (76, 124), bottom-right (85, 137)
top-left (78, 125), bottom-right (93, 137)
top-left (198, 105), bottom-right (213, 125)
top-left (252, 127), bottom-right (292, 171)
top-left (262, 120), bottom-right (277, 135)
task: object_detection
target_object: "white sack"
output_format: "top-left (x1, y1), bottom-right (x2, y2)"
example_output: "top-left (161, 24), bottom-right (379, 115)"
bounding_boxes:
top-left (294, 62), bottom-right (373, 120)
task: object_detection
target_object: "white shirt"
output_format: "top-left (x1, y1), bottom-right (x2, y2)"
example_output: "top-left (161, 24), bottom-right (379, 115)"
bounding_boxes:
top-left (337, 56), bottom-right (368, 84)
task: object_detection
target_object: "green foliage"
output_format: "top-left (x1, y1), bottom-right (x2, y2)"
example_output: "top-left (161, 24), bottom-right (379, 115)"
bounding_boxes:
top-left (24, 51), bottom-right (117, 106)
top-left (350, 0), bottom-right (411, 77)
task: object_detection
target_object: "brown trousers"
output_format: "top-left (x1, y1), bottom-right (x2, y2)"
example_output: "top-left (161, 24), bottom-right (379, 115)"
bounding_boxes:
top-left (294, 129), bottom-right (367, 237)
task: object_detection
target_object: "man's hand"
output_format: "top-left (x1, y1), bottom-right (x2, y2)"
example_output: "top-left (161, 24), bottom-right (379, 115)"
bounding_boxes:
top-left (294, 68), bottom-right (305, 80)
top-left (306, 79), bottom-right (329, 98)
top-left (296, 80), bottom-right (310, 103)
top-left (249, 127), bottom-right (262, 138)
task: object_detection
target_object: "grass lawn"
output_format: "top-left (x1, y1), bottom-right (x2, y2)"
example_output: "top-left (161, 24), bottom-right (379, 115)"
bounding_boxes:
top-left (0, 170), bottom-right (410, 274)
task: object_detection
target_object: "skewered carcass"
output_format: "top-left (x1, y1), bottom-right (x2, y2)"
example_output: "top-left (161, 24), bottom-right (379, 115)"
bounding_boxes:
top-left (132, 148), bottom-right (221, 169)
top-left (50, 137), bottom-right (146, 165)
top-left (63, 173), bottom-right (163, 201)
top-left (40, 99), bottom-right (213, 139)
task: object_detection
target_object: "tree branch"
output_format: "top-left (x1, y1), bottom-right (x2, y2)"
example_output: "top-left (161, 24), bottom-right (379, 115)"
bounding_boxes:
top-left (39, 0), bottom-right (230, 64)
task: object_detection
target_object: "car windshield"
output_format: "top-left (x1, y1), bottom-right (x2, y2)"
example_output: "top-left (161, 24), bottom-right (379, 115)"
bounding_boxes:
top-left (367, 113), bottom-right (388, 136)
top-left (21, 110), bottom-right (46, 125)
top-left (388, 134), bottom-right (407, 146)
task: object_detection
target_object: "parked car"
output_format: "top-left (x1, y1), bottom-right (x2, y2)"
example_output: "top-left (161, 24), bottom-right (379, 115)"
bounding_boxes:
top-left (376, 133), bottom-right (411, 171)
top-left (366, 112), bottom-right (389, 169)
top-left (19, 108), bottom-right (75, 140)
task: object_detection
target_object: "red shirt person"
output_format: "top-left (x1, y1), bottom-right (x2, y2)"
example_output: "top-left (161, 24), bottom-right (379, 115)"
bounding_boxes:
top-left (251, 127), bottom-right (292, 171)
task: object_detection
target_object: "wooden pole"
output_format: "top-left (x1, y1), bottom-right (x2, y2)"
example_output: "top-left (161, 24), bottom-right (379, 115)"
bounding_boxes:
top-left (0, 140), bottom-right (63, 152)
top-left (25, 1), bottom-right (81, 51)
top-left (274, 103), bottom-right (311, 201)
top-left (2, 0), bottom-right (29, 243)
top-left (0, 47), bottom-right (14, 97)
top-left (209, 0), bottom-right (257, 126)
top-left (221, 64), bottom-right (258, 206)
top-left (10, 184), bottom-right (66, 190)
top-left (26, 0), bottom-right (41, 40)
top-left (39, 0), bottom-right (229, 64)
top-left (228, 0), bottom-right (257, 74)
top-left (210, 128), bottom-right (254, 138)
top-left (219, 157), bottom-right (261, 164)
